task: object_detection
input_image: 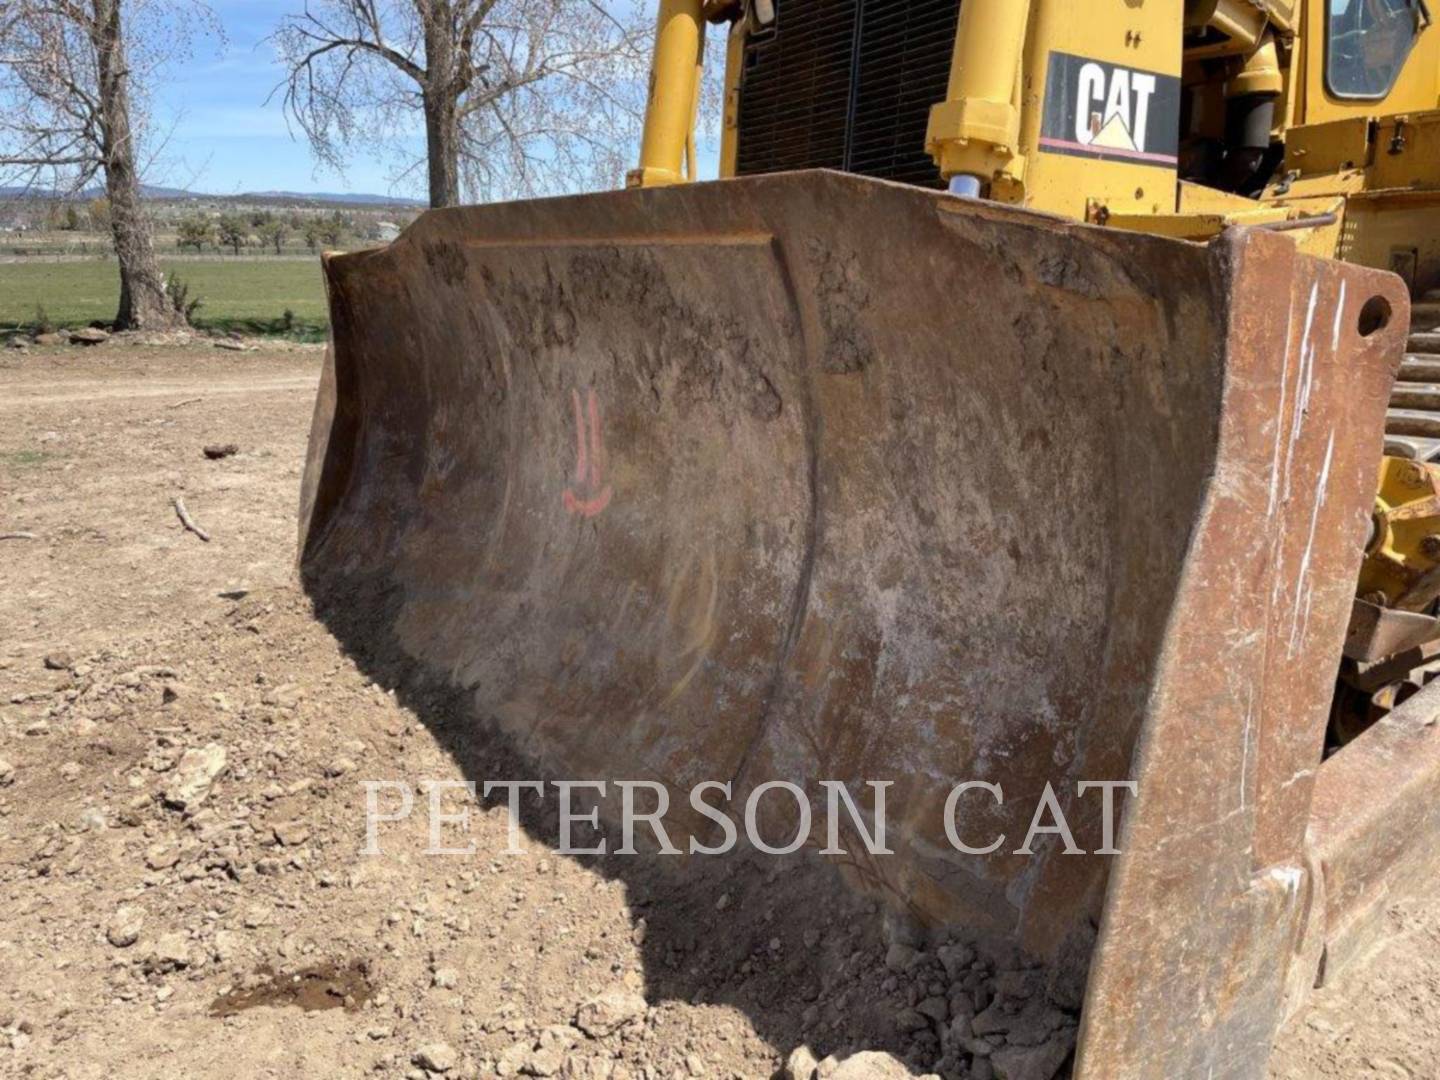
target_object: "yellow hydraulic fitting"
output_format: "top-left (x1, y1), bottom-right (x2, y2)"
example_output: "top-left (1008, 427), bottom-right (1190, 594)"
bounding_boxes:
top-left (629, 0), bottom-right (706, 189)
top-left (925, 0), bottom-right (1031, 196)
top-left (1229, 32), bottom-right (1283, 98)
top-left (1358, 457), bottom-right (1440, 612)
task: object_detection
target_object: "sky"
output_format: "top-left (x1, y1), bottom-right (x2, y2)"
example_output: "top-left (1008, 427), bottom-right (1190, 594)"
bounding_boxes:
top-left (154, 1), bottom-right (418, 198)
top-left (150, 1), bottom-right (718, 200)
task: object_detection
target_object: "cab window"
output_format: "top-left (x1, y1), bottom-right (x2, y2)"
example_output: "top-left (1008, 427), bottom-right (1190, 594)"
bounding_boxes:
top-left (1327, 0), bottom-right (1428, 99)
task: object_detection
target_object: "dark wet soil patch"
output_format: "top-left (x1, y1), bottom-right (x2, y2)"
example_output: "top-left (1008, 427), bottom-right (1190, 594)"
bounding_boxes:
top-left (209, 959), bottom-right (373, 1017)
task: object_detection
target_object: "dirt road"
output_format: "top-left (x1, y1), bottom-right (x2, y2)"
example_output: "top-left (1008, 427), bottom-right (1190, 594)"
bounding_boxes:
top-left (0, 344), bottom-right (1433, 1078)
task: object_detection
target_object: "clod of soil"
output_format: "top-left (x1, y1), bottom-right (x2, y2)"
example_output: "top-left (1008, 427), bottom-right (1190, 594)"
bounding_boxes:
top-left (203, 443), bottom-right (240, 459)
top-left (209, 960), bottom-right (374, 1017)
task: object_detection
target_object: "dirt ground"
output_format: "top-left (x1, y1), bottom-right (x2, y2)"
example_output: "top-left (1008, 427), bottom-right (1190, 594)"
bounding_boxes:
top-left (0, 341), bottom-right (1436, 1080)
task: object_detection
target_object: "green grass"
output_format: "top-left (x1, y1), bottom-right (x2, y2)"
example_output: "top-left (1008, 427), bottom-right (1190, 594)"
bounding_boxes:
top-left (0, 258), bottom-right (329, 340)
top-left (3, 449), bottom-right (54, 469)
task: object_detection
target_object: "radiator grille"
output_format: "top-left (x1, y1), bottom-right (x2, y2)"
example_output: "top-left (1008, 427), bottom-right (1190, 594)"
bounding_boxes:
top-left (735, 0), bottom-right (960, 188)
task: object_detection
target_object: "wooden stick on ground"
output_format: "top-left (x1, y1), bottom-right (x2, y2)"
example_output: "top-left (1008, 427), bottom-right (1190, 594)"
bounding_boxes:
top-left (0, 532), bottom-right (36, 541)
top-left (167, 397), bottom-right (203, 410)
top-left (172, 497), bottom-right (211, 542)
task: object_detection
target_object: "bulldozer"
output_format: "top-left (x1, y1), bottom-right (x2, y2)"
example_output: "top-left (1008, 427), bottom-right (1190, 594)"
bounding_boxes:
top-left (298, 0), bottom-right (1440, 1075)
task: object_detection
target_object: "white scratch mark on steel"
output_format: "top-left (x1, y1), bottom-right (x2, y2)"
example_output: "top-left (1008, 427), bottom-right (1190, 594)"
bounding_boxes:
top-left (1289, 429), bottom-right (1336, 657)
top-left (1240, 683), bottom-right (1255, 810)
top-left (1267, 290), bottom-right (1300, 518)
top-left (1280, 767), bottom-right (1316, 791)
top-left (1265, 864), bottom-right (1304, 897)
top-left (1282, 282), bottom-right (1322, 507)
top-left (1331, 279), bottom-right (1347, 354)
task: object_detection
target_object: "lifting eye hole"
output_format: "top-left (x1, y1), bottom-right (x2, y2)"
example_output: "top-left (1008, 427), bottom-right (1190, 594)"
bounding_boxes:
top-left (1358, 296), bottom-right (1392, 338)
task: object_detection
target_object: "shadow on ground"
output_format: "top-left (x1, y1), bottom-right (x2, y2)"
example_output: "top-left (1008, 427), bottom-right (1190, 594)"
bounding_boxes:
top-left (305, 573), bottom-right (950, 1077)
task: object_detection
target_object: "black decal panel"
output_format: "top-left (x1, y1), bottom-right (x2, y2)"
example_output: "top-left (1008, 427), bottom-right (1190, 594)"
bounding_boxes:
top-left (1040, 52), bottom-right (1181, 167)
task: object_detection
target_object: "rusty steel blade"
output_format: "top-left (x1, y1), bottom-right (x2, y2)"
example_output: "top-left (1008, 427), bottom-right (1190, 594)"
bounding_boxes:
top-left (298, 171), bottom-right (1410, 1077)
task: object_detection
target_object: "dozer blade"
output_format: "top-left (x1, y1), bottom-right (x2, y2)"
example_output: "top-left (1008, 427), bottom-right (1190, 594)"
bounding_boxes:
top-left (299, 171), bottom-right (1414, 1077)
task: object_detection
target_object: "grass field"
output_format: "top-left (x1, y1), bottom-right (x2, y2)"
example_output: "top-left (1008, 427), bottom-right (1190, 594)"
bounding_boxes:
top-left (0, 258), bottom-right (329, 339)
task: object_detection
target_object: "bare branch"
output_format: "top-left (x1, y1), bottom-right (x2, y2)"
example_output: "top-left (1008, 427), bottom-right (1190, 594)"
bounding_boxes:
top-left (271, 0), bottom-right (658, 207)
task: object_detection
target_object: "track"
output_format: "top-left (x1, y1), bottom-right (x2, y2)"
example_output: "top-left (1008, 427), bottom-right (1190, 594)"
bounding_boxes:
top-left (1384, 289), bottom-right (1440, 461)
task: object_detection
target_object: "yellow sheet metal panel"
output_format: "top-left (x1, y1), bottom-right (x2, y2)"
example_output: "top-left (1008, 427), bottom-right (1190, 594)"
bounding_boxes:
top-left (1369, 109), bottom-right (1440, 190)
top-left (1012, 0), bottom-right (1185, 219)
top-left (1180, 178), bottom-right (1277, 213)
top-left (1301, 0), bottom-right (1440, 126)
top-left (1284, 115), bottom-right (1374, 175)
top-left (1339, 188), bottom-right (1440, 288)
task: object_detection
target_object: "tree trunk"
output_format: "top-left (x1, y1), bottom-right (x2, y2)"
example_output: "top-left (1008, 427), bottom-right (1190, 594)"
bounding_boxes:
top-left (92, 0), bottom-right (179, 330)
top-left (423, 91), bottom-right (461, 209)
top-left (422, 12), bottom-right (461, 209)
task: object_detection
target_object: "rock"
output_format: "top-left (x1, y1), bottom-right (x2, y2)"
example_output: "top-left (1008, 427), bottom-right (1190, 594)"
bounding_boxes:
top-left (784, 1045), bottom-right (820, 1080)
top-left (0, 757), bottom-right (13, 787)
top-left (990, 1037), bottom-right (1072, 1080)
top-left (494, 1040), bottom-right (530, 1076)
top-left (883, 909), bottom-right (926, 948)
top-left (43, 652), bottom-right (73, 671)
top-left (150, 932), bottom-right (193, 970)
top-left (212, 930), bottom-right (242, 961)
top-left (144, 843), bottom-right (180, 870)
top-left (324, 756), bottom-right (357, 778)
top-left (828, 1052), bottom-right (918, 1079)
top-left (525, 1044), bottom-right (567, 1077)
top-left (59, 761), bottom-right (81, 781)
top-left (948, 989), bottom-right (976, 1021)
top-left (884, 942), bottom-right (916, 973)
top-left (1044, 925), bottom-right (1095, 1012)
top-left (971, 1007), bottom-right (1010, 1037)
top-left (995, 969), bottom-right (1041, 1001)
top-left (34, 332), bottom-right (66, 346)
top-left (948, 1014), bottom-right (974, 1043)
top-left (243, 905), bottom-right (271, 928)
top-left (574, 988), bottom-right (647, 1037)
top-left (983, 1000), bottom-right (1066, 1048)
top-left (936, 943), bottom-right (975, 980)
top-left (273, 821), bottom-right (311, 847)
top-left (432, 967), bottom-right (459, 989)
top-left (976, 938), bottom-right (1025, 972)
top-left (413, 1041), bottom-right (459, 1073)
top-left (894, 1007), bottom-right (929, 1034)
top-left (162, 743), bottom-right (227, 810)
top-left (107, 905), bottom-right (144, 947)
top-left (213, 338), bottom-right (247, 351)
top-left (916, 995), bottom-right (948, 1023)
top-left (69, 327), bottom-right (110, 345)
top-left (962, 1037), bottom-right (995, 1058)
top-left (262, 683), bottom-right (304, 709)
top-left (203, 443), bottom-right (239, 460)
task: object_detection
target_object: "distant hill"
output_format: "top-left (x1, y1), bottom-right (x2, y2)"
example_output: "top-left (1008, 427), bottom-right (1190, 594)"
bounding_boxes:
top-left (238, 190), bottom-right (425, 208)
top-left (0, 184), bottom-right (424, 209)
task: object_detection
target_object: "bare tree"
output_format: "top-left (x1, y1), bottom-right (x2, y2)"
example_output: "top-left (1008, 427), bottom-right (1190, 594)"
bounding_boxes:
top-left (0, 1), bottom-right (214, 329)
top-left (273, 1), bottom-right (650, 208)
